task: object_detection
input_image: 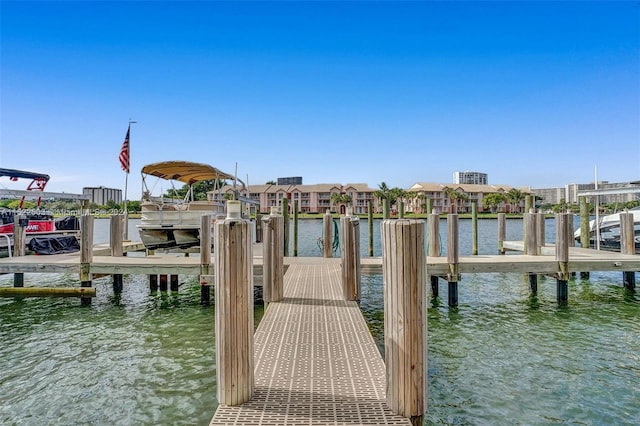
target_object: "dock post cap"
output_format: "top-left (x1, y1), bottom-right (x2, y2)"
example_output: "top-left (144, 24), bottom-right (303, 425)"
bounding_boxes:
top-left (226, 200), bottom-right (242, 219)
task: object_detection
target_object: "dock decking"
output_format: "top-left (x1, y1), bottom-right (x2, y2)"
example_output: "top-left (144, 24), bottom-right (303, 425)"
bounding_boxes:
top-left (211, 259), bottom-right (411, 426)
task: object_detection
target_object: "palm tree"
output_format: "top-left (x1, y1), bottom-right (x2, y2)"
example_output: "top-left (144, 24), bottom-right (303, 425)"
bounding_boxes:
top-left (482, 192), bottom-right (506, 213)
top-left (330, 192), bottom-right (352, 212)
top-left (444, 187), bottom-right (469, 213)
top-left (506, 188), bottom-right (526, 213)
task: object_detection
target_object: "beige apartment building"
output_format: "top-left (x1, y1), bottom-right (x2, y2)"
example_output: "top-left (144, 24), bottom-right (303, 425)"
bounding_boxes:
top-left (214, 181), bottom-right (532, 215)
top-left (214, 183), bottom-right (379, 214)
top-left (407, 182), bottom-right (532, 214)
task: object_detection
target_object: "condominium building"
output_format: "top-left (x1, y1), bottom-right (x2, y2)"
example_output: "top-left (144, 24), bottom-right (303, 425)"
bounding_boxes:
top-left (407, 182), bottom-right (532, 214)
top-left (213, 183), bottom-right (379, 214)
top-left (453, 171), bottom-right (488, 185)
top-left (532, 181), bottom-right (640, 205)
top-left (83, 186), bottom-right (122, 205)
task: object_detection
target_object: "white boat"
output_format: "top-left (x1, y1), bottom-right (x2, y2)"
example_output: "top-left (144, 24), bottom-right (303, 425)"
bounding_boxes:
top-left (137, 161), bottom-right (251, 250)
top-left (574, 206), bottom-right (640, 253)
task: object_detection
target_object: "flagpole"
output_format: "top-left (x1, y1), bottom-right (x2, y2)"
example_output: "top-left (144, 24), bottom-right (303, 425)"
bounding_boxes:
top-left (123, 119), bottom-right (137, 240)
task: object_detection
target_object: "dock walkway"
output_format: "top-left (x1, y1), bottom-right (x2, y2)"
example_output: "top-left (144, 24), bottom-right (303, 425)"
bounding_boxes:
top-left (211, 258), bottom-right (410, 426)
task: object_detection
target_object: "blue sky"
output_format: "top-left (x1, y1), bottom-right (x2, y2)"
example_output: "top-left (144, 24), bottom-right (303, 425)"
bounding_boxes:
top-left (1, 1), bottom-right (638, 200)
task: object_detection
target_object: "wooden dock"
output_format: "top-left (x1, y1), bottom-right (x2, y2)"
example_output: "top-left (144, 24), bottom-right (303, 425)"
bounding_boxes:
top-left (2, 242), bottom-right (638, 277)
top-left (210, 259), bottom-right (411, 426)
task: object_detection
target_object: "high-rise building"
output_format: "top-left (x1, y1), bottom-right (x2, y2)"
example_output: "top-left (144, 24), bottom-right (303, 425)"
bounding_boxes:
top-left (83, 187), bottom-right (122, 205)
top-left (453, 171), bottom-right (488, 185)
top-left (277, 177), bottom-right (303, 185)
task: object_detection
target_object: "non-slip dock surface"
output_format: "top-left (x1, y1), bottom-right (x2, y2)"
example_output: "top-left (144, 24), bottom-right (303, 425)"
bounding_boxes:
top-left (211, 260), bottom-right (411, 425)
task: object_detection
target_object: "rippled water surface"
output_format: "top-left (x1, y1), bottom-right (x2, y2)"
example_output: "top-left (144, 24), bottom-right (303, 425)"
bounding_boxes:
top-left (1, 218), bottom-right (638, 425)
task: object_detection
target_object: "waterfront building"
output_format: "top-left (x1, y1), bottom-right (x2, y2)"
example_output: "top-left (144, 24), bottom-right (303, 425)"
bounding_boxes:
top-left (532, 181), bottom-right (640, 205)
top-left (453, 171), bottom-right (488, 185)
top-left (213, 183), bottom-right (378, 214)
top-left (407, 182), bottom-right (532, 214)
top-left (277, 176), bottom-right (303, 185)
top-left (82, 186), bottom-right (121, 205)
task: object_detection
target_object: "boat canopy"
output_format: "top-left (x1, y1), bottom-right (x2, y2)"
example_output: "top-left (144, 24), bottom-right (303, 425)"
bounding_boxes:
top-left (140, 161), bottom-right (237, 185)
top-left (0, 168), bottom-right (50, 182)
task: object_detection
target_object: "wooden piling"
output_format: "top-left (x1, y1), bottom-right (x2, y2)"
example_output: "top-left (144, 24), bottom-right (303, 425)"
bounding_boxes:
top-left (620, 211), bottom-right (636, 290)
top-left (471, 202), bottom-right (478, 255)
top-left (282, 197), bottom-right (289, 257)
top-left (425, 198), bottom-right (433, 217)
top-left (255, 213), bottom-right (263, 243)
top-left (263, 210), bottom-right (284, 303)
top-left (447, 213), bottom-right (459, 307)
top-left (159, 275), bottom-right (168, 292)
top-left (428, 210), bottom-right (440, 298)
top-left (110, 214), bottom-right (124, 294)
top-left (498, 213), bottom-right (506, 255)
top-left (383, 198), bottom-right (390, 219)
top-left (340, 209), bottom-right (360, 301)
top-left (293, 200), bottom-right (298, 257)
top-left (13, 214), bottom-right (26, 287)
top-left (399, 201), bottom-right (405, 219)
top-left (536, 211), bottom-right (545, 254)
top-left (170, 275), bottom-right (179, 292)
top-left (381, 219), bottom-right (427, 423)
top-left (80, 214), bottom-right (94, 305)
top-left (579, 196), bottom-right (590, 249)
top-left (524, 211), bottom-right (537, 255)
top-left (555, 213), bottom-right (571, 305)
top-left (200, 214), bottom-right (213, 305)
top-left (215, 203), bottom-right (254, 406)
top-left (368, 200), bottom-right (374, 257)
top-left (149, 274), bottom-right (158, 294)
top-left (323, 210), bottom-right (333, 258)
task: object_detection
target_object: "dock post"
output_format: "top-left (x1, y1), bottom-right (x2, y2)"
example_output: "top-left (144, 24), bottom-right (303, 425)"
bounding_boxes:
top-left (159, 275), bottom-right (168, 292)
top-left (282, 197), bottom-right (289, 257)
top-left (149, 274), bottom-right (159, 295)
top-left (293, 200), bottom-right (298, 257)
top-left (170, 275), bottom-right (179, 292)
top-left (323, 210), bottom-right (333, 258)
top-left (524, 211), bottom-right (538, 294)
top-left (536, 211), bottom-right (545, 254)
top-left (381, 219), bottom-right (427, 423)
top-left (428, 210), bottom-right (441, 298)
top-left (498, 213), bottom-right (506, 255)
top-left (579, 196), bottom-right (590, 279)
top-left (368, 200), bottom-right (374, 257)
top-left (340, 208), bottom-right (361, 301)
top-left (110, 214), bottom-right (124, 295)
top-left (80, 214), bottom-right (94, 306)
top-left (555, 213), bottom-right (571, 306)
top-left (199, 214), bottom-right (213, 305)
top-left (620, 211), bottom-right (636, 291)
top-left (215, 200), bottom-right (254, 406)
top-left (471, 202), bottom-right (478, 255)
top-left (13, 214), bottom-right (26, 287)
top-left (383, 199), bottom-right (390, 219)
top-left (263, 207), bottom-right (284, 303)
top-left (447, 213), bottom-right (460, 307)
top-left (398, 200), bottom-right (405, 218)
top-left (255, 213), bottom-right (262, 243)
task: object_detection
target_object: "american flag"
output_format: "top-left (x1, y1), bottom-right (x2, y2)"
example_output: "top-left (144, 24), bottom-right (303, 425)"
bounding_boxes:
top-left (119, 125), bottom-right (130, 173)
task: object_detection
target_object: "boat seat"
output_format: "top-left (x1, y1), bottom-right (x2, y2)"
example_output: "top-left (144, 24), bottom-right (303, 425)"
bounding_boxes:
top-left (141, 203), bottom-right (180, 212)
top-left (187, 202), bottom-right (219, 211)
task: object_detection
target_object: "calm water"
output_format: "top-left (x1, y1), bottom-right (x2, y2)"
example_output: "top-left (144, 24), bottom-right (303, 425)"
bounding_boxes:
top-left (1, 218), bottom-right (638, 425)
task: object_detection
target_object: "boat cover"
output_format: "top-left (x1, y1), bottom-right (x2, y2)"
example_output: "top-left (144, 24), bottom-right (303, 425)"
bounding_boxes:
top-left (28, 236), bottom-right (80, 255)
top-left (55, 216), bottom-right (80, 230)
top-left (141, 161), bottom-right (237, 185)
